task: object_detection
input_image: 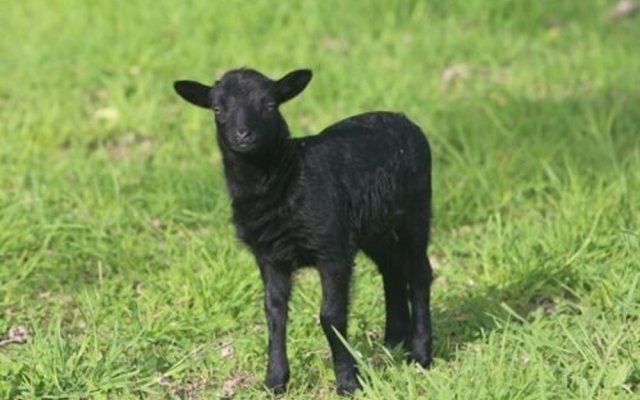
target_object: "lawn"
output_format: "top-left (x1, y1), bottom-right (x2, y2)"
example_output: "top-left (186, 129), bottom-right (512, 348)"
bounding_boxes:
top-left (1, 0), bottom-right (639, 398)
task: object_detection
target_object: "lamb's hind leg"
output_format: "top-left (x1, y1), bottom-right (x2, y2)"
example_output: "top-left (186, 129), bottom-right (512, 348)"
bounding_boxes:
top-left (397, 220), bottom-right (433, 367)
top-left (362, 236), bottom-right (410, 348)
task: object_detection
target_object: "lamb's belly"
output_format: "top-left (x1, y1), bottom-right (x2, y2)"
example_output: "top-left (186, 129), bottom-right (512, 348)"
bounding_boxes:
top-left (260, 233), bottom-right (315, 269)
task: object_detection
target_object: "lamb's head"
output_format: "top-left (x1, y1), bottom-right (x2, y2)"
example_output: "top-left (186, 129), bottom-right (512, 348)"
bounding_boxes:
top-left (174, 68), bottom-right (312, 156)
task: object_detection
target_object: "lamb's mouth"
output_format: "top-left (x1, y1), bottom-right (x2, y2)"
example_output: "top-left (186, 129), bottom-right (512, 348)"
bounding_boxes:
top-left (233, 140), bottom-right (259, 153)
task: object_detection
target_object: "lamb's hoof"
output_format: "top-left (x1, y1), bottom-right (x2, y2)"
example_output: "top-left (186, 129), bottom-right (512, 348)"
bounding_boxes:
top-left (383, 331), bottom-right (408, 349)
top-left (409, 351), bottom-right (433, 369)
top-left (336, 380), bottom-right (361, 396)
top-left (264, 375), bottom-right (288, 394)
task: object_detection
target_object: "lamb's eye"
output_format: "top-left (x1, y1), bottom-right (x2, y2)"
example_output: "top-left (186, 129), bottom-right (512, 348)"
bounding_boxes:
top-left (213, 105), bottom-right (223, 114)
top-left (265, 102), bottom-right (276, 111)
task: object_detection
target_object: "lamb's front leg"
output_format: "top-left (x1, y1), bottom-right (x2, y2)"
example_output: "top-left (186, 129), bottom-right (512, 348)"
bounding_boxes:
top-left (318, 261), bottom-right (360, 395)
top-left (259, 262), bottom-right (292, 393)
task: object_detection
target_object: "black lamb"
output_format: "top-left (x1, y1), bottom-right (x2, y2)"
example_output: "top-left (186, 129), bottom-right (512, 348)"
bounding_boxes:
top-left (173, 68), bottom-right (433, 395)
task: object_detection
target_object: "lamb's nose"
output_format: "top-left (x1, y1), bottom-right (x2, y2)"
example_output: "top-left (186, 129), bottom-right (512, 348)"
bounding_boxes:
top-left (236, 130), bottom-right (252, 141)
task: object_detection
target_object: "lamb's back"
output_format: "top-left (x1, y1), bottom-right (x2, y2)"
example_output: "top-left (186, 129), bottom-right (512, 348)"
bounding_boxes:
top-left (293, 112), bottom-right (431, 237)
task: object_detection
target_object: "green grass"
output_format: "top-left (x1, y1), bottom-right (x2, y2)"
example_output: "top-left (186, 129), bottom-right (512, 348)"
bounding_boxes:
top-left (1, 0), bottom-right (639, 398)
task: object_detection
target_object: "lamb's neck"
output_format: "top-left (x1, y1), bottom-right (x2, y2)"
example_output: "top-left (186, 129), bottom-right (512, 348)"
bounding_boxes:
top-left (222, 140), bottom-right (299, 205)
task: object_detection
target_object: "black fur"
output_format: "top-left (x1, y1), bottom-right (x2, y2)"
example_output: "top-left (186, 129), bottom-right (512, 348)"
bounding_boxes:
top-left (174, 68), bottom-right (433, 395)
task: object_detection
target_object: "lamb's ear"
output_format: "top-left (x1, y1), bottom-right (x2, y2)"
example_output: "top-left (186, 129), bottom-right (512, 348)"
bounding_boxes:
top-left (173, 80), bottom-right (212, 109)
top-left (275, 69), bottom-right (312, 103)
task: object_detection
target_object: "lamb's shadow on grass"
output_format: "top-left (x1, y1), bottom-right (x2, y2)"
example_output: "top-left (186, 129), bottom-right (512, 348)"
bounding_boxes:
top-left (430, 266), bottom-right (579, 361)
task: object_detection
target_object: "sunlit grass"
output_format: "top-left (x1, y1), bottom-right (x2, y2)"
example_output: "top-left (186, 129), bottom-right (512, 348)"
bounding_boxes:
top-left (1, 0), bottom-right (639, 398)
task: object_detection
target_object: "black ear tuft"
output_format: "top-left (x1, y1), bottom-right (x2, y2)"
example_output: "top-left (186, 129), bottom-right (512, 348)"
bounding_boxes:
top-left (173, 80), bottom-right (212, 109)
top-left (275, 69), bottom-right (313, 104)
